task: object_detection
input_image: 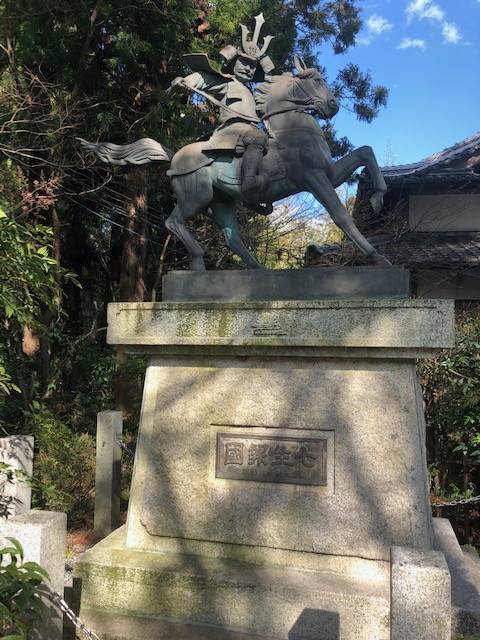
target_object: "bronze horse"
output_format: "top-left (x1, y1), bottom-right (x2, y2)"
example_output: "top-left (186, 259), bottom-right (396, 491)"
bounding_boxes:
top-left (79, 56), bottom-right (390, 271)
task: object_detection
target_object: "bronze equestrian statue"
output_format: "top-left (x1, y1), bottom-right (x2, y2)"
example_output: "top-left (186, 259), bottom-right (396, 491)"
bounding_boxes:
top-left (79, 13), bottom-right (390, 271)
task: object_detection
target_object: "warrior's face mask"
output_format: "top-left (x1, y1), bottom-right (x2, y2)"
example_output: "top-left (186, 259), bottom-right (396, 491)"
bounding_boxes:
top-left (234, 55), bottom-right (257, 82)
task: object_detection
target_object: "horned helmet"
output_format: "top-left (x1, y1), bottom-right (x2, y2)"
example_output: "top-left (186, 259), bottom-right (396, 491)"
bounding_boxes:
top-left (220, 13), bottom-right (274, 82)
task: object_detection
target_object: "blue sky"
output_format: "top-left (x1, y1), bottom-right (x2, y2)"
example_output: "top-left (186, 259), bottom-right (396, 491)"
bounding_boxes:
top-left (319, 0), bottom-right (480, 166)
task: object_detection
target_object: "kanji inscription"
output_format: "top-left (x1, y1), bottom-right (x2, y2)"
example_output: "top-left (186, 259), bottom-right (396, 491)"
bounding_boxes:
top-left (216, 433), bottom-right (327, 486)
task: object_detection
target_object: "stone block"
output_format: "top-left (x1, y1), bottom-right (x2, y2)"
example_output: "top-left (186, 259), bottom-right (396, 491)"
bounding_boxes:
top-left (162, 267), bottom-right (410, 302)
top-left (433, 518), bottom-right (480, 635)
top-left (79, 298), bottom-right (456, 640)
top-left (0, 509), bottom-right (67, 639)
top-left (106, 299), bottom-right (454, 356)
top-left (391, 545), bottom-right (451, 640)
top-left (126, 355), bottom-right (434, 562)
top-left (0, 435), bottom-right (34, 516)
top-left (77, 610), bottom-right (281, 639)
top-left (94, 411), bottom-right (123, 539)
top-left (76, 527), bottom-right (390, 640)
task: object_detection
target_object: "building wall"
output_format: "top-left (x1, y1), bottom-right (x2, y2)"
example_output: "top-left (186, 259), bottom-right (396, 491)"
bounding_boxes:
top-left (409, 194), bottom-right (480, 232)
top-left (415, 268), bottom-right (480, 299)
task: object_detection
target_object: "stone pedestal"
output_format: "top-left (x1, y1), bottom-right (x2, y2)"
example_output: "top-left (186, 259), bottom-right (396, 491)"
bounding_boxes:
top-left (1, 510), bottom-right (67, 639)
top-left (76, 298), bottom-right (456, 639)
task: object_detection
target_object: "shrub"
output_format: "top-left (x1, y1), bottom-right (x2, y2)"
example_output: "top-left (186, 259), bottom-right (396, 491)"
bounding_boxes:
top-left (30, 403), bottom-right (96, 525)
top-left (420, 311), bottom-right (480, 499)
top-left (0, 538), bottom-right (49, 639)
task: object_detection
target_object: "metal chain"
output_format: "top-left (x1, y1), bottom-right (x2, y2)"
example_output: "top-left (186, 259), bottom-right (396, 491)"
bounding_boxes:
top-left (40, 585), bottom-right (101, 640)
top-left (432, 494), bottom-right (480, 508)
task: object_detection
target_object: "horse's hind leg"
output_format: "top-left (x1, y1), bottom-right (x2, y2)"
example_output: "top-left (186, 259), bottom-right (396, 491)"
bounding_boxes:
top-left (166, 170), bottom-right (213, 271)
top-left (211, 196), bottom-right (262, 269)
top-left (330, 146), bottom-right (387, 214)
top-left (306, 172), bottom-right (391, 266)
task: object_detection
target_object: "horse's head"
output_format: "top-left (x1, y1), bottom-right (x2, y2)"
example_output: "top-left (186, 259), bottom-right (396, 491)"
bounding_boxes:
top-left (256, 55), bottom-right (339, 120)
top-left (290, 55), bottom-right (339, 119)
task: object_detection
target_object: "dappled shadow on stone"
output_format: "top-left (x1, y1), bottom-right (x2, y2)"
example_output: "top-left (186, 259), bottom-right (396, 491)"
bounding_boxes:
top-left (76, 298), bottom-right (451, 638)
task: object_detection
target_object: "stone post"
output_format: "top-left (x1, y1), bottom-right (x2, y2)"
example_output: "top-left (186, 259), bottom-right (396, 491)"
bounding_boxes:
top-left (94, 410), bottom-right (123, 539)
top-left (391, 546), bottom-right (451, 640)
top-left (0, 435), bottom-right (34, 517)
top-left (0, 509), bottom-right (67, 640)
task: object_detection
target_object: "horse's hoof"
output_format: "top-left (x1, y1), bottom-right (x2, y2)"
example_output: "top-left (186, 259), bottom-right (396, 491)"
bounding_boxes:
top-left (371, 252), bottom-right (392, 267)
top-left (190, 258), bottom-right (206, 271)
top-left (370, 191), bottom-right (385, 215)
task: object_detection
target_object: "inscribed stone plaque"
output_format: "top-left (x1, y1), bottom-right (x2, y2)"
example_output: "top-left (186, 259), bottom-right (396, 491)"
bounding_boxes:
top-left (215, 433), bottom-right (327, 486)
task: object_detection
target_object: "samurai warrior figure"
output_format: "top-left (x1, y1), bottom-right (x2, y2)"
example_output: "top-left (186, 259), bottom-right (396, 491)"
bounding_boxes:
top-left (170, 13), bottom-right (274, 201)
top-left (79, 13), bottom-right (391, 270)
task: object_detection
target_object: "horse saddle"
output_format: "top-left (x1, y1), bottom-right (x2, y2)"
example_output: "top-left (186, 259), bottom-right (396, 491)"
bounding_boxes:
top-left (166, 141), bottom-right (214, 177)
top-left (168, 139), bottom-right (286, 184)
top-left (216, 140), bottom-right (286, 186)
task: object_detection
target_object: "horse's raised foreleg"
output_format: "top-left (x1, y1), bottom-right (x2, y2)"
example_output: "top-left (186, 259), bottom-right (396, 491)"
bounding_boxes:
top-left (211, 196), bottom-right (262, 269)
top-left (166, 171), bottom-right (213, 271)
top-left (306, 172), bottom-right (391, 266)
top-left (330, 146), bottom-right (387, 214)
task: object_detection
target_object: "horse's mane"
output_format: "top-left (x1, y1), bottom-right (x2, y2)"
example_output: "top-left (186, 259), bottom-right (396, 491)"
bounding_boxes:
top-left (255, 69), bottom-right (318, 115)
top-left (255, 74), bottom-right (288, 115)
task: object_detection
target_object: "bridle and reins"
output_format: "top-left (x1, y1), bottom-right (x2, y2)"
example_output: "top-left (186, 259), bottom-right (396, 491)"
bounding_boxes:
top-left (180, 75), bottom-right (322, 124)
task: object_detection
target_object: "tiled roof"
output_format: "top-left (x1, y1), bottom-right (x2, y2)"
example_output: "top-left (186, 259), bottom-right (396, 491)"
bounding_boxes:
top-left (378, 232), bottom-right (480, 267)
top-left (380, 132), bottom-right (480, 181)
top-left (306, 232), bottom-right (480, 269)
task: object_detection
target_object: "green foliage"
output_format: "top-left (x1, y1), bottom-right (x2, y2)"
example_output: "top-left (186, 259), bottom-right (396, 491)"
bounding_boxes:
top-left (29, 403), bottom-right (96, 523)
top-left (0, 215), bottom-right (61, 324)
top-left (420, 311), bottom-right (480, 499)
top-left (0, 538), bottom-right (49, 640)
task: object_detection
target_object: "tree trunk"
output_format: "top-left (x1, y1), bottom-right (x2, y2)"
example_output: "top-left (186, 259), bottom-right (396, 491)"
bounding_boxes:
top-left (115, 166), bottom-right (149, 413)
top-left (72, 0), bottom-right (103, 97)
top-left (119, 166), bottom-right (148, 303)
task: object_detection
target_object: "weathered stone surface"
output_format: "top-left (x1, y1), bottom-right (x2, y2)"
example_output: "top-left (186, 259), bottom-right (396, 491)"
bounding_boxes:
top-left (433, 518), bottom-right (480, 635)
top-left (76, 527), bottom-right (390, 640)
top-left (391, 545), bottom-right (451, 640)
top-left (118, 530), bottom-right (389, 579)
top-left (126, 355), bottom-right (433, 561)
top-left (462, 545), bottom-right (480, 591)
top-left (77, 610), bottom-right (280, 640)
top-left (162, 267), bottom-right (410, 302)
top-left (80, 298), bottom-right (456, 639)
top-left (0, 509), bottom-right (67, 639)
top-left (94, 411), bottom-right (123, 539)
top-left (107, 299), bottom-right (454, 355)
top-left (433, 517), bottom-right (480, 609)
top-left (0, 435), bottom-right (34, 516)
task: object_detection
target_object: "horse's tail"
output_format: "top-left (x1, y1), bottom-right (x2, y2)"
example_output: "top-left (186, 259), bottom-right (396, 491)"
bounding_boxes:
top-left (76, 137), bottom-right (175, 166)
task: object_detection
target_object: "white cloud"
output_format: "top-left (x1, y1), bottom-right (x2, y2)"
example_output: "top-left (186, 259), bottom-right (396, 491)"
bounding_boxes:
top-left (442, 21), bottom-right (461, 44)
top-left (358, 13), bottom-right (393, 45)
top-left (407, 0), bottom-right (444, 21)
top-left (405, 0), bottom-right (462, 44)
top-left (422, 4), bottom-right (444, 21)
top-left (406, 0), bottom-right (433, 21)
top-left (397, 37), bottom-right (427, 49)
top-left (357, 35), bottom-right (373, 45)
top-left (366, 14), bottom-right (393, 34)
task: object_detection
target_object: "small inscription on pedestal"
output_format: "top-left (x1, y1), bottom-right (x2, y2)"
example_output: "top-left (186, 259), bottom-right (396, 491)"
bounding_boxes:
top-left (216, 433), bottom-right (327, 486)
